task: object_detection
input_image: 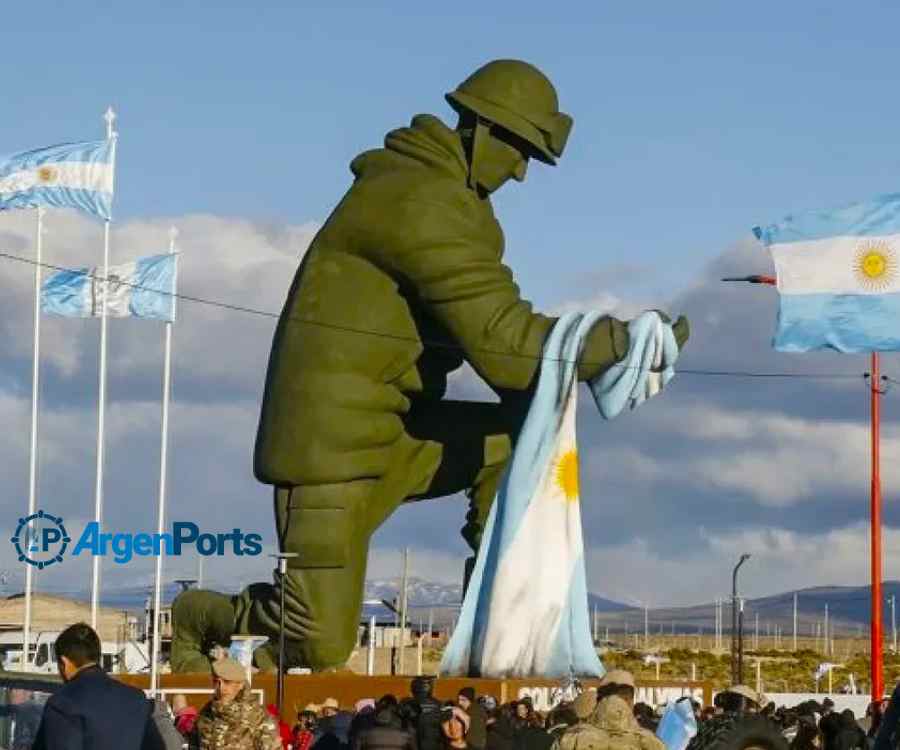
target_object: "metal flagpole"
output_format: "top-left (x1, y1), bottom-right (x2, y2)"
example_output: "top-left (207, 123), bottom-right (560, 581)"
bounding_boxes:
top-left (725, 275), bottom-right (888, 700)
top-left (398, 548), bottom-right (409, 675)
top-left (22, 206), bottom-right (45, 671)
top-left (871, 352), bottom-right (884, 700)
top-left (91, 107), bottom-right (117, 629)
top-left (150, 228), bottom-right (178, 696)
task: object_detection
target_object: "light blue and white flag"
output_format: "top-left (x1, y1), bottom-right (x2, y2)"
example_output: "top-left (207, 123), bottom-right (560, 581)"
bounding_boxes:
top-left (0, 139), bottom-right (115, 220)
top-left (754, 193), bottom-right (900, 352)
top-left (41, 254), bottom-right (177, 321)
top-left (656, 699), bottom-right (698, 750)
top-left (440, 311), bottom-right (681, 678)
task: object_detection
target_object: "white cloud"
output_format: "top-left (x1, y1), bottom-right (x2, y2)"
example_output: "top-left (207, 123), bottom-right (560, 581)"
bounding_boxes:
top-left (586, 522), bottom-right (900, 607)
top-left (0, 210), bottom-right (317, 390)
top-left (583, 400), bottom-right (897, 507)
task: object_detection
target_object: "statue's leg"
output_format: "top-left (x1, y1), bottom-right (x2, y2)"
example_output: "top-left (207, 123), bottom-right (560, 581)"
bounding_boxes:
top-left (244, 398), bottom-right (528, 671)
top-left (403, 397), bottom-right (529, 572)
top-left (245, 432), bottom-right (443, 671)
top-left (244, 480), bottom-right (374, 670)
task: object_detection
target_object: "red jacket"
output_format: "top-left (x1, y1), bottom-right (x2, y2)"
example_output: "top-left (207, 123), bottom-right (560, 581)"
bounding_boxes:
top-left (267, 704), bottom-right (293, 749)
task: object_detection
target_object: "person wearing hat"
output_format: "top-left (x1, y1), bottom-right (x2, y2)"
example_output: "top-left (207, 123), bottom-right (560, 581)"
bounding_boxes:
top-left (591, 671), bottom-right (664, 750)
top-left (155, 57), bottom-right (697, 676)
top-left (458, 688), bottom-right (487, 750)
top-left (714, 685), bottom-right (761, 715)
top-left (321, 698), bottom-right (341, 719)
top-left (553, 689), bottom-right (609, 750)
top-left (194, 657), bottom-right (282, 750)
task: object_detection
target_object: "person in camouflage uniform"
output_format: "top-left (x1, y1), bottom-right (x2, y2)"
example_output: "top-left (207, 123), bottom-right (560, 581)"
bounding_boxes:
top-left (555, 689), bottom-right (609, 750)
top-left (590, 671), bottom-right (665, 750)
top-left (194, 658), bottom-right (282, 750)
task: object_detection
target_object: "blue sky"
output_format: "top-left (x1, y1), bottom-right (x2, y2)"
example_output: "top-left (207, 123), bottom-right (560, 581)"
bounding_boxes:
top-left (4, 2), bottom-right (900, 607)
top-left (7, 2), bottom-right (900, 300)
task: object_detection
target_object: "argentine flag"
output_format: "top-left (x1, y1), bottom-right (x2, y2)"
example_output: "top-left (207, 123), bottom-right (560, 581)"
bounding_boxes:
top-left (442, 313), bottom-right (607, 679)
top-left (755, 193), bottom-right (900, 352)
top-left (41, 254), bottom-right (177, 322)
top-left (0, 139), bottom-right (115, 220)
top-left (440, 311), bottom-right (679, 678)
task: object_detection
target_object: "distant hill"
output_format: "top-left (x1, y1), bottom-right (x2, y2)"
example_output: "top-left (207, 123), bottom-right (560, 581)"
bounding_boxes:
top-left (591, 582), bottom-right (900, 636)
top-left (30, 578), bottom-right (898, 638)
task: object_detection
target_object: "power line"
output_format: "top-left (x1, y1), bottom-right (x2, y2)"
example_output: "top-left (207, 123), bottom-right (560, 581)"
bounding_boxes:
top-left (0, 248), bottom-right (884, 382)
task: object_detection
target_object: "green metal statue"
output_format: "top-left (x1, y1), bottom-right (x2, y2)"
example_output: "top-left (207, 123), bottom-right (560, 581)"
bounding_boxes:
top-left (171, 59), bottom-right (689, 673)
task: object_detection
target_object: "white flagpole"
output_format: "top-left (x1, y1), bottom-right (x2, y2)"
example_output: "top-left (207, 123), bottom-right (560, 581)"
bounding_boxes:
top-left (91, 107), bottom-right (117, 630)
top-left (22, 206), bottom-right (45, 671)
top-left (150, 227), bottom-right (178, 696)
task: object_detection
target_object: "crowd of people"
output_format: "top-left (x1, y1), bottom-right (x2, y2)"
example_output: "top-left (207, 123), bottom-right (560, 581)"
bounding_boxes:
top-left (10, 622), bottom-right (900, 750)
top-left (158, 668), bottom-right (668, 750)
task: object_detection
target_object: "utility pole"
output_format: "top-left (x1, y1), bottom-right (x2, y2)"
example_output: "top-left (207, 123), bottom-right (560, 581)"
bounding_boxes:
top-left (397, 548), bottom-right (410, 675)
top-left (644, 605), bottom-right (649, 649)
top-left (889, 593), bottom-right (897, 652)
top-left (754, 612), bottom-right (759, 650)
top-left (714, 600), bottom-right (718, 649)
top-left (825, 604), bottom-right (830, 657)
top-left (732, 554), bottom-right (751, 684)
top-left (793, 592), bottom-right (798, 651)
top-left (715, 599), bottom-right (721, 650)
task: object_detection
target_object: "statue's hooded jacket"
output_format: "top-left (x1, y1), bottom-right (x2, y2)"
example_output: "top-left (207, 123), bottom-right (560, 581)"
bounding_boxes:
top-left (254, 115), bottom-right (625, 498)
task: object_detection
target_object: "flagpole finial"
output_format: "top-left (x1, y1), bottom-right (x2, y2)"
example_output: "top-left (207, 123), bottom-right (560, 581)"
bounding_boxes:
top-left (104, 107), bottom-right (117, 139)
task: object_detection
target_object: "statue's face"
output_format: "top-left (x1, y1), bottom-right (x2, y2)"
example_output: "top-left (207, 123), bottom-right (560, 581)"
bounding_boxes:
top-left (476, 130), bottom-right (529, 194)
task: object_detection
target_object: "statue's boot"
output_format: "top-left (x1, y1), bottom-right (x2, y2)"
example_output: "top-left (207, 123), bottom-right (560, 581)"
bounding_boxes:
top-left (170, 588), bottom-right (242, 672)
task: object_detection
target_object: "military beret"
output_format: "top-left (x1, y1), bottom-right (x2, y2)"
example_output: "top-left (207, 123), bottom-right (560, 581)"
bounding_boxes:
top-left (211, 657), bottom-right (247, 683)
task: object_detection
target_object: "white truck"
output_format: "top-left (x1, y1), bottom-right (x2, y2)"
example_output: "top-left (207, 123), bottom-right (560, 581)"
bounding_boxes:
top-left (0, 630), bottom-right (151, 674)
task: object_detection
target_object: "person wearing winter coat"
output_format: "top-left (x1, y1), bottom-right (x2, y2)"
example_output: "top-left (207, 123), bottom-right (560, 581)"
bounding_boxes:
top-left (412, 677), bottom-right (444, 750)
top-left (485, 706), bottom-right (515, 750)
top-left (32, 622), bottom-right (166, 750)
top-left (194, 658), bottom-right (282, 750)
top-left (457, 689), bottom-right (486, 750)
top-left (353, 707), bottom-right (417, 750)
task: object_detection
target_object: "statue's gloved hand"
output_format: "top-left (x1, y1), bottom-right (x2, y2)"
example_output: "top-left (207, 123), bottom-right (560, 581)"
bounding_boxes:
top-left (590, 310), bottom-right (687, 419)
top-left (652, 311), bottom-right (690, 351)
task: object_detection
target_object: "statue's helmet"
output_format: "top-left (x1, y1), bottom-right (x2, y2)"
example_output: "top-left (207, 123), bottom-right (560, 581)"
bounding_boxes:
top-left (446, 59), bottom-right (573, 165)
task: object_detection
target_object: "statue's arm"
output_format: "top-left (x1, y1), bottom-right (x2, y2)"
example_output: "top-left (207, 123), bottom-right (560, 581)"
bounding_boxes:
top-left (381, 198), bottom-right (628, 390)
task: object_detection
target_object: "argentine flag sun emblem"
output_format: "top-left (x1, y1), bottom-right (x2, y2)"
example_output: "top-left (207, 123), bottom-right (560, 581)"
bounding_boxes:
top-left (855, 241), bottom-right (897, 291)
top-left (555, 449), bottom-right (579, 502)
top-left (755, 193), bottom-right (900, 352)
